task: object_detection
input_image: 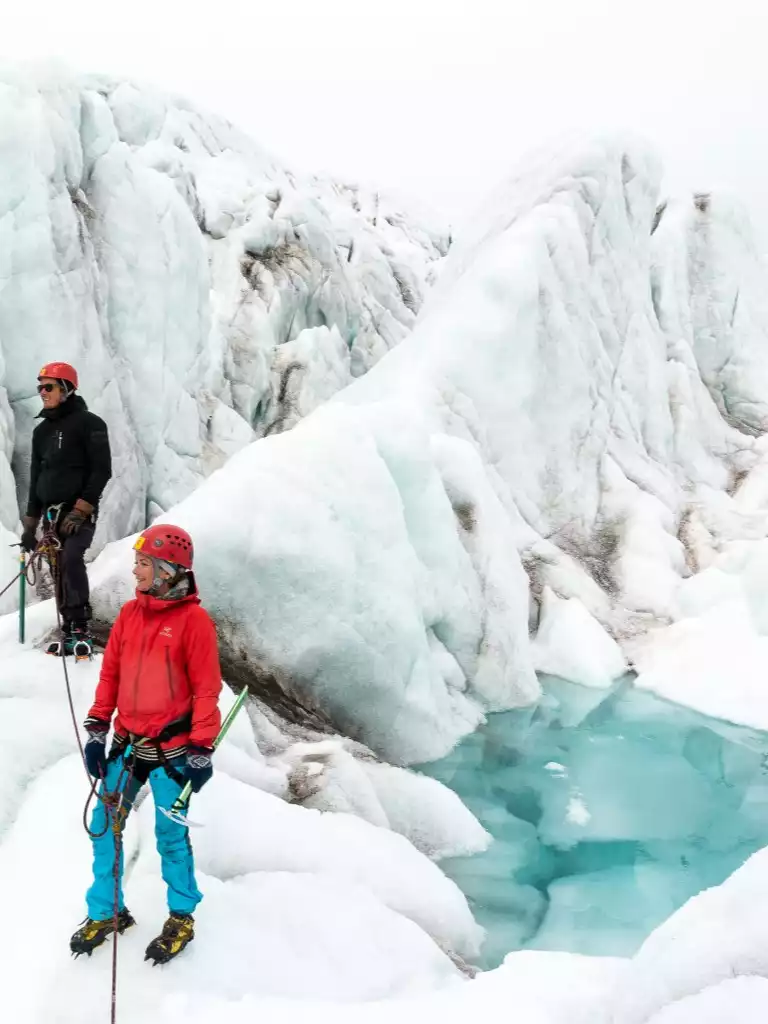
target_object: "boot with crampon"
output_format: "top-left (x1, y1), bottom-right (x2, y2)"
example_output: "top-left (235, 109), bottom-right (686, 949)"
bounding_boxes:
top-left (144, 913), bottom-right (194, 965)
top-left (70, 908), bottom-right (136, 958)
top-left (46, 623), bottom-right (93, 660)
top-left (69, 624), bottom-right (94, 661)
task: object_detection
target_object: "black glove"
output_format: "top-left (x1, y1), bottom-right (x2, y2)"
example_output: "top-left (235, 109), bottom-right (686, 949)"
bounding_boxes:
top-left (20, 516), bottom-right (38, 553)
top-left (60, 499), bottom-right (94, 537)
top-left (184, 747), bottom-right (213, 793)
top-left (84, 720), bottom-right (109, 780)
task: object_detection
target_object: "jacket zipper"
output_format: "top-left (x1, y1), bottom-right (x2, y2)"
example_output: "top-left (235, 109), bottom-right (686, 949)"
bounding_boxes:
top-left (133, 625), bottom-right (147, 714)
top-left (165, 647), bottom-right (176, 700)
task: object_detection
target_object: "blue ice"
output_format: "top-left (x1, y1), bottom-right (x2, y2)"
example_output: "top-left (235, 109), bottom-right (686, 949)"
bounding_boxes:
top-left (418, 674), bottom-right (768, 967)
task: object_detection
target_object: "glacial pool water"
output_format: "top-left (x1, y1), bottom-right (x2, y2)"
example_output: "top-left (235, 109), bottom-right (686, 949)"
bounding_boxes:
top-left (418, 675), bottom-right (768, 968)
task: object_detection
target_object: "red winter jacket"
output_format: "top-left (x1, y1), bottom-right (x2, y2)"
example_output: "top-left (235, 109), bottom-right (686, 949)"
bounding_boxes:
top-left (88, 580), bottom-right (222, 750)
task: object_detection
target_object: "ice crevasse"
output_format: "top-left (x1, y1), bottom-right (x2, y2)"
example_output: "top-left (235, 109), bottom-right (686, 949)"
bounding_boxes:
top-left (89, 132), bottom-right (768, 764)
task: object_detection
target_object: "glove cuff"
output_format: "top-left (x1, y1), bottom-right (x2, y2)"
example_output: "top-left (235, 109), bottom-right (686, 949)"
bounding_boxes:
top-left (186, 747), bottom-right (213, 769)
top-left (84, 717), bottom-right (110, 744)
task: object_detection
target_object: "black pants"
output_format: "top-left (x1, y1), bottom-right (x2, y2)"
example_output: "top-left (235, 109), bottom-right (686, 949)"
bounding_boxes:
top-left (55, 521), bottom-right (95, 627)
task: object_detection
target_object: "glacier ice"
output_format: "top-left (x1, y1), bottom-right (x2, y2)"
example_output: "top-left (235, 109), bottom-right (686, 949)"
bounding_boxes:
top-left (6, 72), bottom-right (768, 757)
top-left (0, 66), bottom-right (448, 551)
top-left (4, 64), bottom-right (768, 1024)
top-left (532, 587), bottom-right (627, 688)
top-left (606, 840), bottom-right (768, 1023)
top-left (75, 126), bottom-right (768, 765)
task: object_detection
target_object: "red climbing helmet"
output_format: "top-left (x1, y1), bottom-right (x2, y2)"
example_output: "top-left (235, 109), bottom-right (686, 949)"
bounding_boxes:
top-left (134, 524), bottom-right (194, 570)
top-left (38, 362), bottom-right (79, 389)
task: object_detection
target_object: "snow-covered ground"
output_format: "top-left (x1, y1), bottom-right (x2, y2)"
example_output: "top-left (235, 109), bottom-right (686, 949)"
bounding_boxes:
top-left (6, 607), bottom-right (768, 1024)
top-left (4, 66), bottom-right (768, 1024)
top-left (0, 610), bottom-right (484, 1023)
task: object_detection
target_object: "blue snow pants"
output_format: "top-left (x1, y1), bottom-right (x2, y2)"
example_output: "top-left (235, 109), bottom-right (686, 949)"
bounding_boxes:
top-left (85, 751), bottom-right (203, 921)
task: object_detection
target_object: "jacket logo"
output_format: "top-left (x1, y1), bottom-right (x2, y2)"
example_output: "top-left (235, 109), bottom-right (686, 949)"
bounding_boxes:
top-left (159, 626), bottom-right (173, 638)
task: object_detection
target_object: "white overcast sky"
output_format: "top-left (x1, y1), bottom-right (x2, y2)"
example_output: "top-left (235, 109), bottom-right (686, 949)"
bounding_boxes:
top-left (5, 0), bottom-right (768, 242)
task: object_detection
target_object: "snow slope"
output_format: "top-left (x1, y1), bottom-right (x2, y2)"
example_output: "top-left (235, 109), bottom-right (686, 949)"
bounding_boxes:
top-left (605, 843), bottom-right (768, 1023)
top-left (0, 607), bottom-right (489, 1024)
top-left (0, 64), bottom-right (448, 557)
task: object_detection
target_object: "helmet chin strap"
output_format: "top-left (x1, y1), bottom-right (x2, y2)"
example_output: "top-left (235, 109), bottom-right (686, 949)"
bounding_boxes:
top-left (147, 557), bottom-right (183, 596)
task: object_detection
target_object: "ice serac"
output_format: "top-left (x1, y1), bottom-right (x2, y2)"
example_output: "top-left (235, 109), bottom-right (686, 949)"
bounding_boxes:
top-left (652, 191), bottom-right (768, 435)
top-left (90, 134), bottom-right (768, 762)
top-left (0, 65), bottom-right (448, 550)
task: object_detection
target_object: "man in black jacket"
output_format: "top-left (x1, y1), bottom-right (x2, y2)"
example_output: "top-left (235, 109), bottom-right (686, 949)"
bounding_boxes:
top-left (21, 362), bottom-right (112, 657)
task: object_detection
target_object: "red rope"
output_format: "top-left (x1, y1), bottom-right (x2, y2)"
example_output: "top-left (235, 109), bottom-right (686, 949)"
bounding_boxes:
top-left (43, 516), bottom-right (128, 1024)
top-left (110, 803), bottom-right (123, 1024)
top-left (0, 569), bottom-right (22, 601)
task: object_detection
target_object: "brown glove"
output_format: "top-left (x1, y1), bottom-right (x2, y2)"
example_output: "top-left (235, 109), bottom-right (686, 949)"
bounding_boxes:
top-left (60, 499), bottom-right (94, 537)
top-left (21, 516), bottom-right (39, 553)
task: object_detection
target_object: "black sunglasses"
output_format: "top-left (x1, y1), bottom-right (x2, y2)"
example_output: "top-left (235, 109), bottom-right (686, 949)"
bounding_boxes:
top-left (37, 383), bottom-right (58, 394)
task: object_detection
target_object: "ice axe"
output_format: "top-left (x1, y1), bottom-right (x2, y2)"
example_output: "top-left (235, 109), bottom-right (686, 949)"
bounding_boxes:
top-left (160, 685), bottom-right (250, 827)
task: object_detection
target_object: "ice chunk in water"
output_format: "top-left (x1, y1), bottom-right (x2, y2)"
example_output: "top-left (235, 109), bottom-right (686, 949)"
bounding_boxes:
top-left (538, 732), bottom-right (713, 847)
top-left (531, 863), bottom-right (697, 957)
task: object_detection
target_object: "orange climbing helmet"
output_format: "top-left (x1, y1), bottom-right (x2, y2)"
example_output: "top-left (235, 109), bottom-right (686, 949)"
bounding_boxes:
top-left (134, 524), bottom-right (194, 570)
top-left (38, 362), bottom-right (79, 389)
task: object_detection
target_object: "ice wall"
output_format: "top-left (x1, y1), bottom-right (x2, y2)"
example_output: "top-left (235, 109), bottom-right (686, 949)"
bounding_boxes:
top-left (8, 63), bottom-right (768, 760)
top-left (0, 66), bottom-right (448, 549)
top-left (90, 135), bottom-right (768, 762)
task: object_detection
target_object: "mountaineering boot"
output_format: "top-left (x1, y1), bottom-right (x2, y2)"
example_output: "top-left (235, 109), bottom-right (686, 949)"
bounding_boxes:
top-left (70, 908), bottom-right (136, 958)
top-left (144, 913), bottom-right (195, 965)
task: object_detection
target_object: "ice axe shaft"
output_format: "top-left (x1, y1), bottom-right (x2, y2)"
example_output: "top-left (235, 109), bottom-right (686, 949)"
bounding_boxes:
top-left (6, 544), bottom-right (25, 642)
top-left (160, 685), bottom-right (250, 827)
top-left (18, 548), bottom-right (26, 645)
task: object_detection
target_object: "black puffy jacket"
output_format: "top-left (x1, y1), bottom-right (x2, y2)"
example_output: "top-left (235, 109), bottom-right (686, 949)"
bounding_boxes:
top-left (26, 395), bottom-right (112, 518)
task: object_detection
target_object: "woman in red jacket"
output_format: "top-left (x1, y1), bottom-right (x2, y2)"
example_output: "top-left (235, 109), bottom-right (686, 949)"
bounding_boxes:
top-left (70, 524), bottom-right (222, 964)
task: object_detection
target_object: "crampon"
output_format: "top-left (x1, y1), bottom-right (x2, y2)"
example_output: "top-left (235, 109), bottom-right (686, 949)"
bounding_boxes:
top-left (46, 630), bottom-right (94, 661)
top-left (70, 909), bottom-right (135, 958)
top-left (144, 913), bottom-right (194, 965)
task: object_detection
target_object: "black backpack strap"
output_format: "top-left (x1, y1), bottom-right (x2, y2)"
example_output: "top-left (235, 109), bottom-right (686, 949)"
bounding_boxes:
top-left (154, 712), bottom-right (193, 745)
top-left (155, 745), bottom-right (186, 787)
top-left (151, 712), bottom-right (192, 787)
